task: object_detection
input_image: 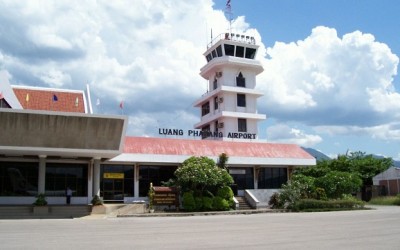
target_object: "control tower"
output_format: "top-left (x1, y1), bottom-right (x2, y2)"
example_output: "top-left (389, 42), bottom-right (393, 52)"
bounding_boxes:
top-left (193, 33), bottom-right (266, 141)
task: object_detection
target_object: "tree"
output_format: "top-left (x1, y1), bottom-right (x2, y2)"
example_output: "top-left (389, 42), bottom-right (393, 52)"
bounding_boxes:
top-left (217, 153), bottom-right (229, 170)
top-left (174, 156), bottom-right (233, 194)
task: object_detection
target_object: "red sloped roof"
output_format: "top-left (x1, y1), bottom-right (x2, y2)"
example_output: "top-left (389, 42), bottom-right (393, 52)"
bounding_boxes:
top-left (123, 136), bottom-right (315, 159)
top-left (13, 86), bottom-right (86, 113)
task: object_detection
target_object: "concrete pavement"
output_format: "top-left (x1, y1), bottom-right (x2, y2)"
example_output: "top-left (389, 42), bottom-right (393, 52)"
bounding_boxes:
top-left (0, 205), bottom-right (399, 249)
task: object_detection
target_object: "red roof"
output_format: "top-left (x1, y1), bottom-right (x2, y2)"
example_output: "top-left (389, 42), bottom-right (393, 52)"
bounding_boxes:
top-left (123, 136), bottom-right (314, 159)
top-left (13, 87), bottom-right (86, 113)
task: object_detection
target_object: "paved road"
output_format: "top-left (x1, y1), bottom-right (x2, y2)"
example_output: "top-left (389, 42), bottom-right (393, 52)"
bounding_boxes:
top-left (0, 206), bottom-right (399, 250)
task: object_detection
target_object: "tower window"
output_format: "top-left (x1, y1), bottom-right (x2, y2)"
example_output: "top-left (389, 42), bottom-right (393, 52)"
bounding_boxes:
top-left (236, 72), bottom-right (246, 87)
top-left (201, 125), bottom-right (211, 139)
top-left (216, 45), bottom-right (223, 57)
top-left (238, 119), bottom-right (247, 132)
top-left (201, 102), bottom-right (210, 116)
top-left (224, 44), bottom-right (235, 56)
top-left (237, 94), bottom-right (246, 107)
top-left (236, 46), bottom-right (244, 57)
top-left (206, 54), bottom-right (212, 62)
top-left (214, 96), bottom-right (219, 110)
top-left (245, 48), bottom-right (256, 59)
top-left (213, 78), bottom-right (218, 90)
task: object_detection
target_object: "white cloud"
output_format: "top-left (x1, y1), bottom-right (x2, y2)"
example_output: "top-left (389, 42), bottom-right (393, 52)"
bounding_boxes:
top-left (259, 26), bottom-right (400, 127)
top-left (266, 124), bottom-right (322, 147)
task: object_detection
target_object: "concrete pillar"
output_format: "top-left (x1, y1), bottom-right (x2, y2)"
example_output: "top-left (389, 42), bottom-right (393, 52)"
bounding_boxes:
top-left (87, 159), bottom-right (93, 202)
top-left (134, 164), bottom-right (139, 197)
top-left (38, 155), bottom-right (46, 194)
top-left (93, 158), bottom-right (101, 197)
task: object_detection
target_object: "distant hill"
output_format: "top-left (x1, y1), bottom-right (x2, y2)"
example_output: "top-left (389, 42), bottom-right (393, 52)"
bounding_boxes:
top-left (301, 147), bottom-right (331, 161)
top-left (302, 147), bottom-right (400, 167)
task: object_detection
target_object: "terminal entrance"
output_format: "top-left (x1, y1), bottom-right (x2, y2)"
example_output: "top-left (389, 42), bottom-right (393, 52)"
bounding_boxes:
top-left (100, 165), bottom-right (134, 203)
top-left (229, 168), bottom-right (254, 196)
top-left (102, 178), bottom-right (124, 202)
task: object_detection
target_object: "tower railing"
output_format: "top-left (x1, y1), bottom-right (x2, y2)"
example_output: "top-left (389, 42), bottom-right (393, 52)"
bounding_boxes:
top-left (207, 33), bottom-right (256, 49)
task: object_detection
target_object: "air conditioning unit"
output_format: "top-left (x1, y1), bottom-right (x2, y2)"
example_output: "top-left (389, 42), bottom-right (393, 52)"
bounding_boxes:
top-left (216, 72), bottom-right (223, 78)
top-left (218, 97), bottom-right (224, 103)
top-left (217, 122), bottom-right (224, 128)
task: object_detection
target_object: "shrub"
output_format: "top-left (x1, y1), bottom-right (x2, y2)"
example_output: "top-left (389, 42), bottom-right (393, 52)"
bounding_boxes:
top-left (202, 196), bottom-right (213, 211)
top-left (33, 193), bottom-right (47, 206)
top-left (213, 196), bottom-right (230, 211)
top-left (315, 171), bottom-right (362, 199)
top-left (292, 198), bottom-right (365, 212)
top-left (268, 192), bottom-right (282, 209)
top-left (217, 186), bottom-right (234, 208)
top-left (369, 195), bottom-right (400, 206)
top-left (91, 195), bottom-right (103, 206)
top-left (182, 191), bottom-right (196, 212)
top-left (195, 196), bottom-right (203, 211)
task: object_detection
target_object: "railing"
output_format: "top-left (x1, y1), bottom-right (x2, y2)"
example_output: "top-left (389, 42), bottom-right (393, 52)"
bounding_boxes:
top-left (207, 32), bottom-right (256, 48)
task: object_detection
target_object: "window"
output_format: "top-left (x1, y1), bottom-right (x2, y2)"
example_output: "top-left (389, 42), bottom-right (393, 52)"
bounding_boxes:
top-left (238, 118), bottom-right (247, 132)
top-left (139, 165), bottom-right (177, 197)
top-left (201, 102), bottom-right (210, 116)
top-left (224, 44), bottom-right (235, 56)
top-left (214, 96), bottom-right (219, 110)
top-left (236, 46), bottom-right (244, 57)
top-left (206, 54), bottom-right (212, 62)
top-left (236, 72), bottom-right (246, 87)
top-left (237, 94), bottom-right (246, 107)
top-left (211, 50), bottom-right (217, 58)
top-left (0, 162), bottom-right (38, 196)
top-left (258, 168), bottom-right (288, 189)
top-left (45, 163), bottom-right (88, 197)
top-left (245, 48), bottom-right (256, 59)
top-left (216, 45), bottom-right (223, 57)
top-left (215, 121), bottom-right (219, 133)
top-left (201, 125), bottom-right (211, 139)
top-left (213, 78), bottom-right (218, 90)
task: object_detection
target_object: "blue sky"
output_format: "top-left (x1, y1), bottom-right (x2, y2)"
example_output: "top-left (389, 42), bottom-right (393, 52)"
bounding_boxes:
top-left (0, 0), bottom-right (399, 159)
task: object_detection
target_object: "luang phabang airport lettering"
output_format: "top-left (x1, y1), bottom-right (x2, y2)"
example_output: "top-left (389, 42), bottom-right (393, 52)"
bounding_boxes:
top-left (158, 128), bottom-right (257, 139)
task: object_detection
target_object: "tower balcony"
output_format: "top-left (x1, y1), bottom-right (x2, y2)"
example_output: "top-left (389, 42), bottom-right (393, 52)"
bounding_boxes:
top-left (194, 110), bottom-right (266, 129)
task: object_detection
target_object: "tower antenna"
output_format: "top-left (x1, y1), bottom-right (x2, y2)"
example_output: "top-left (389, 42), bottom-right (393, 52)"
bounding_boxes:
top-left (225, 0), bottom-right (232, 34)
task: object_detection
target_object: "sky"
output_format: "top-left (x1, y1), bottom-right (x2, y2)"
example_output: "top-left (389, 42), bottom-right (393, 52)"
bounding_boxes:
top-left (0, 0), bottom-right (399, 159)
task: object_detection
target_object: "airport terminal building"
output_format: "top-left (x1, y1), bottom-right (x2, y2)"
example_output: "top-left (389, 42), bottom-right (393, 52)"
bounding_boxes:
top-left (0, 33), bottom-right (316, 207)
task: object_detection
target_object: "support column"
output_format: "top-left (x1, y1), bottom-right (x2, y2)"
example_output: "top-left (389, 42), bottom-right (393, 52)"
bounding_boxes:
top-left (87, 159), bottom-right (93, 202)
top-left (38, 155), bottom-right (46, 194)
top-left (134, 164), bottom-right (139, 197)
top-left (93, 158), bottom-right (101, 197)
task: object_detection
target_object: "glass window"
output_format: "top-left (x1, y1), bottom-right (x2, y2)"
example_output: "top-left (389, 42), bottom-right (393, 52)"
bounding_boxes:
top-left (206, 54), bottom-right (212, 62)
top-left (229, 168), bottom-right (254, 191)
top-left (139, 165), bottom-right (177, 197)
top-left (211, 50), bottom-right (217, 58)
top-left (245, 48), bottom-right (256, 59)
top-left (0, 162), bottom-right (38, 196)
top-left (224, 44), bottom-right (235, 56)
top-left (45, 163), bottom-right (88, 197)
top-left (100, 165), bottom-right (134, 200)
top-left (238, 118), bottom-right (247, 132)
top-left (213, 78), bottom-right (218, 90)
top-left (258, 168), bottom-right (288, 189)
top-left (214, 96), bottom-right (219, 110)
top-left (236, 46), bottom-right (244, 57)
top-left (202, 102), bottom-right (210, 116)
top-left (201, 125), bottom-right (211, 139)
top-left (216, 45), bottom-right (223, 57)
top-left (237, 94), bottom-right (246, 107)
top-left (236, 72), bottom-right (246, 87)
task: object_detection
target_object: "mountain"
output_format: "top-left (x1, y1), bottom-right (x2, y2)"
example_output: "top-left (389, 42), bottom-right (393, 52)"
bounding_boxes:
top-left (301, 147), bottom-right (331, 161)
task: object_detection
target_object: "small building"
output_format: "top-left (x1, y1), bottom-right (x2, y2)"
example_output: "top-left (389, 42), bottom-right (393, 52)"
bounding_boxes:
top-left (373, 167), bottom-right (400, 196)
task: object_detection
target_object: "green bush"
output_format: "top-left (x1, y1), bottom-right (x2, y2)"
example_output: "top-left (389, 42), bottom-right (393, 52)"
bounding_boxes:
top-left (202, 196), bottom-right (213, 211)
top-left (369, 195), bottom-right (400, 206)
top-left (91, 195), bottom-right (103, 206)
top-left (33, 193), bottom-right (47, 206)
top-left (217, 186), bottom-right (234, 208)
top-left (268, 192), bottom-right (282, 209)
top-left (195, 196), bottom-right (203, 211)
top-left (213, 196), bottom-right (230, 211)
top-left (182, 191), bottom-right (196, 212)
top-left (292, 198), bottom-right (365, 212)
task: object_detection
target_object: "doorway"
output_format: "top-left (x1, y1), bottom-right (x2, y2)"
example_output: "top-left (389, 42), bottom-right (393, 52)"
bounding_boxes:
top-left (102, 178), bottom-right (124, 202)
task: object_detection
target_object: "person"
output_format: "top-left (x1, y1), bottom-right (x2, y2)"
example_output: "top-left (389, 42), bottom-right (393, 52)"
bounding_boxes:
top-left (66, 187), bottom-right (72, 205)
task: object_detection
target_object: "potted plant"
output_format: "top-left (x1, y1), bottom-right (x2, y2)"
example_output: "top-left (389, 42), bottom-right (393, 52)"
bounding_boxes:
top-left (90, 195), bottom-right (106, 214)
top-left (33, 193), bottom-right (49, 215)
top-left (148, 183), bottom-right (155, 213)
